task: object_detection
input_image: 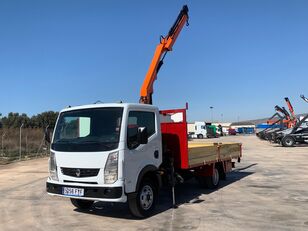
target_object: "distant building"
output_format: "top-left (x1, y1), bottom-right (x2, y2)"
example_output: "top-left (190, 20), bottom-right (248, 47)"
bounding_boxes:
top-left (212, 122), bottom-right (231, 128)
top-left (230, 122), bottom-right (255, 134)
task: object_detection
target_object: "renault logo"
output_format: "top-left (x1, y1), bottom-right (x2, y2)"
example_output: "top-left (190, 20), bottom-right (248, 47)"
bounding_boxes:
top-left (75, 169), bottom-right (81, 177)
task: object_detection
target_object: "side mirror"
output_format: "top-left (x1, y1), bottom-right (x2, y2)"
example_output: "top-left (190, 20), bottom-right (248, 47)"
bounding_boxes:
top-left (138, 127), bottom-right (148, 144)
top-left (45, 129), bottom-right (51, 144)
top-left (127, 126), bottom-right (148, 149)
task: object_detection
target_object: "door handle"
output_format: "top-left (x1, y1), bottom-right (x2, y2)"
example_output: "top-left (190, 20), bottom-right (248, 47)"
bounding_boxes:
top-left (154, 150), bottom-right (159, 159)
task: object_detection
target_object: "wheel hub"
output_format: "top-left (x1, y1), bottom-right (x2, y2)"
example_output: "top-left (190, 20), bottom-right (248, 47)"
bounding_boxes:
top-left (212, 168), bottom-right (219, 186)
top-left (140, 185), bottom-right (154, 210)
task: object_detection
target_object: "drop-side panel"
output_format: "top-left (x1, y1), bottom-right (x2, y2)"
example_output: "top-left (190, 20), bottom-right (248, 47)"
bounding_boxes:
top-left (188, 144), bottom-right (218, 167)
top-left (219, 143), bottom-right (242, 160)
top-left (188, 143), bottom-right (241, 168)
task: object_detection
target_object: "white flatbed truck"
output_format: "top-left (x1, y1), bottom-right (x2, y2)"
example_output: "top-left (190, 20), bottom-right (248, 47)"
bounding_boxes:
top-left (46, 104), bottom-right (242, 217)
top-left (46, 5), bottom-right (242, 218)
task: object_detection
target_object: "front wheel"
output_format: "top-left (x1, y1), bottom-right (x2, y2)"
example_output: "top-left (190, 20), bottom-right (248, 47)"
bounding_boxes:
top-left (197, 134), bottom-right (204, 139)
top-left (128, 178), bottom-right (157, 218)
top-left (282, 136), bottom-right (295, 147)
top-left (70, 198), bottom-right (94, 210)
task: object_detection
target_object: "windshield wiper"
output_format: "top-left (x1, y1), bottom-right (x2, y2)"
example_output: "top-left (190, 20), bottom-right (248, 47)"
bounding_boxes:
top-left (80, 141), bottom-right (117, 147)
top-left (54, 140), bottom-right (70, 143)
top-left (54, 140), bottom-right (80, 144)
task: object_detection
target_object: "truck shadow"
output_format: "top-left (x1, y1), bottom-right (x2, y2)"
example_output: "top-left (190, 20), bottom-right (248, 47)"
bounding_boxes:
top-left (74, 166), bottom-right (255, 220)
top-left (156, 168), bottom-right (254, 213)
top-left (271, 144), bottom-right (308, 148)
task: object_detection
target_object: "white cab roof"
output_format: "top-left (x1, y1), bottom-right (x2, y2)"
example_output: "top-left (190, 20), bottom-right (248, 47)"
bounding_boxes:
top-left (60, 103), bottom-right (158, 113)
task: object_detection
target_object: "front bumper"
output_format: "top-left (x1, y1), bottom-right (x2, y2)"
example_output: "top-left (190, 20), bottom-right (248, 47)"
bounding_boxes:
top-left (46, 181), bottom-right (127, 202)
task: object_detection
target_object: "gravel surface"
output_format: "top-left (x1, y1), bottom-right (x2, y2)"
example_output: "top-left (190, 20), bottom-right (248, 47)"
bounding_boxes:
top-left (0, 135), bottom-right (308, 231)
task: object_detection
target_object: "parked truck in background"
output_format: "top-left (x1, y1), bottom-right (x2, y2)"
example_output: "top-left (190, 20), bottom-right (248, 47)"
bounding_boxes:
top-left (193, 121), bottom-right (208, 139)
top-left (274, 95), bottom-right (308, 147)
top-left (191, 121), bottom-right (217, 139)
top-left (46, 5), bottom-right (243, 218)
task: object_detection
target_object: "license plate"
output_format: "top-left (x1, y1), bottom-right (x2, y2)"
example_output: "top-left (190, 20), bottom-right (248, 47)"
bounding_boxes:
top-left (62, 187), bottom-right (84, 197)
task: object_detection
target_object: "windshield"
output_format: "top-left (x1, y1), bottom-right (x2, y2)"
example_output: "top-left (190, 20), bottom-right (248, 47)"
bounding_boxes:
top-left (52, 107), bottom-right (123, 152)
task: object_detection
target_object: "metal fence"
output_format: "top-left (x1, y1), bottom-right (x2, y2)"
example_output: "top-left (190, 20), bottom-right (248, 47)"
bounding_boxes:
top-left (0, 128), bottom-right (50, 164)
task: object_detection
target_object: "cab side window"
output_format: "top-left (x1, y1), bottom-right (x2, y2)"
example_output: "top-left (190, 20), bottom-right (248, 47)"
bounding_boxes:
top-left (127, 111), bottom-right (156, 149)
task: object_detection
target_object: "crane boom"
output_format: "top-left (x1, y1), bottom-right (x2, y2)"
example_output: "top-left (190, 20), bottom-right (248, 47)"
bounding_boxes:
top-left (275, 105), bottom-right (290, 120)
top-left (139, 5), bottom-right (189, 104)
top-left (284, 97), bottom-right (295, 119)
top-left (267, 106), bottom-right (290, 126)
top-left (301, 94), bottom-right (308, 103)
top-left (284, 97), bottom-right (297, 127)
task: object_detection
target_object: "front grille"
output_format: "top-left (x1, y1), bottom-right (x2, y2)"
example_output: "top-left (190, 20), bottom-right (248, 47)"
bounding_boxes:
top-left (64, 180), bottom-right (98, 184)
top-left (61, 167), bottom-right (100, 178)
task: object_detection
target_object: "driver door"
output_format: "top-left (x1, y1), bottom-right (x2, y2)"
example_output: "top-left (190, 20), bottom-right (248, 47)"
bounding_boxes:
top-left (124, 110), bottom-right (161, 193)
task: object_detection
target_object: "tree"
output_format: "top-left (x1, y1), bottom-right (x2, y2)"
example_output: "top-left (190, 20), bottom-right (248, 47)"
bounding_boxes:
top-left (1, 111), bottom-right (58, 129)
top-left (32, 111), bottom-right (59, 129)
top-left (0, 113), bottom-right (2, 128)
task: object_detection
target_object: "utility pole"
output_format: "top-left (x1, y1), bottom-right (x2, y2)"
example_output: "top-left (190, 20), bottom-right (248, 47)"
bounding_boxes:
top-left (210, 106), bottom-right (214, 123)
top-left (25, 134), bottom-right (28, 155)
top-left (1, 132), bottom-right (5, 156)
top-left (19, 123), bottom-right (24, 160)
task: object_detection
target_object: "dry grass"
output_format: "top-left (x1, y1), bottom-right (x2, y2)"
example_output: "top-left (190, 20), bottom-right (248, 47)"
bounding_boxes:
top-left (0, 128), bottom-right (49, 163)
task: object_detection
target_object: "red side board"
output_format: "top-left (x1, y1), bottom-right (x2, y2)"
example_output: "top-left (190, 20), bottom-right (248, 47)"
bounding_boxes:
top-left (160, 108), bottom-right (189, 169)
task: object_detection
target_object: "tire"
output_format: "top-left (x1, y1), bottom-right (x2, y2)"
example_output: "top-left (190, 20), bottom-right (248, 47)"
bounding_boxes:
top-left (282, 136), bottom-right (295, 147)
top-left (70, 198), bottom-right (94, 210)
top-left (197, 167), bottom-right (220, 189)
top-left (197, 134), bottom-right (203, 139)
top-left (128, 178), bottom-right (157, 218)
top-left (205, 167), bottom-right (220, 189)
top-left (217, 164), bottom-right (226, 180)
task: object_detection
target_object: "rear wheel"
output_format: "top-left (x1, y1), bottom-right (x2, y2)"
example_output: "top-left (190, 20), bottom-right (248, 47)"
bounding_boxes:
top-left (205, 167), bottom-right (220, 189)
top-left (128, 178), bottom-right (157, 218)
top-left (217, 164), bottom-right (226, 180)
top-left (70, 198), bottom-right (94, 210)
top-left (198, 167), bottom-right (220, 189)
top-left (282, 136), bottom-right (295, 147)
top-left (197, 134), bottom-right (203, 139)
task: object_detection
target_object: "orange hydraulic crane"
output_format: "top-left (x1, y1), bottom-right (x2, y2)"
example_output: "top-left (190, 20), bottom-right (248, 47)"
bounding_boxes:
top-left (266, 98), bottom-right (296, 128)
top-left (284, 97), bottom-right (296, 127)
top-left (139, 5), bottom-right (189, 104)
top-left (267, 105), bottom-right (291, 126)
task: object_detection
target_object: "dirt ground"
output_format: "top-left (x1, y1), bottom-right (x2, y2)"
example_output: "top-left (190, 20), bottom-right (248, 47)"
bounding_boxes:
top-left (0, 135), bottom-right (308, 231)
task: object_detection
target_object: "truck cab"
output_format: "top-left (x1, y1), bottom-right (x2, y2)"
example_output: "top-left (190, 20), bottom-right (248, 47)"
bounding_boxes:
top-left (193, 121), bottom-right (208, 139)
top-left (47, 103), bottom-right (163, 217)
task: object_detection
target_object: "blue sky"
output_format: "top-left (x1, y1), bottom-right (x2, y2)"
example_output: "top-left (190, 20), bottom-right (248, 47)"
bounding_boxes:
top-left (0, 0), bottom-right (307, 122)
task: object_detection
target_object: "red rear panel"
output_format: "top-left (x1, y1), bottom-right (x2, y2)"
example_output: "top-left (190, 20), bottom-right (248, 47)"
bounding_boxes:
top-left (160, 108), bottom-right (189, 169)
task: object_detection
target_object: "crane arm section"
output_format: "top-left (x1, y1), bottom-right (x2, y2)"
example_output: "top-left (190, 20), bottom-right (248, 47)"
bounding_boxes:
top-left (275, 105), bottom-right (291, 120)
top-left (301, 94), bottom-right (308, 103)
top-left (284, 97), bottom-right (296, 119)
top-left (284, 97), bottom-right (297, 127)
top-left (139, 5), bottom-right (189, 104)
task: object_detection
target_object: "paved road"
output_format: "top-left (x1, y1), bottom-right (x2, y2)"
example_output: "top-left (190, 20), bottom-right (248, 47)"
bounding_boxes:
top-left (0, 136), bottom-right (308, 231)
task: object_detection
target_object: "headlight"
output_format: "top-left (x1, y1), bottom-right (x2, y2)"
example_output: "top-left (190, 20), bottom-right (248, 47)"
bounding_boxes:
top-left (49, 152), bottom-right (58, 181)
top-left (104, 151), bottom-right (118, 184)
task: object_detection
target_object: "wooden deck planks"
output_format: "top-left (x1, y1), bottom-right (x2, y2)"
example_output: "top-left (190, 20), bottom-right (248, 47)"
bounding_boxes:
top-left (188, 142), bottom-right (241, 167)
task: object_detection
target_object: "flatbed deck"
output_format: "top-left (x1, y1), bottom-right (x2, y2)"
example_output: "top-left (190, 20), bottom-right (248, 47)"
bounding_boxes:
top-left (160, 108), bottom-right (242, 169)
top-left (188, 142), bottom-right (242, 168)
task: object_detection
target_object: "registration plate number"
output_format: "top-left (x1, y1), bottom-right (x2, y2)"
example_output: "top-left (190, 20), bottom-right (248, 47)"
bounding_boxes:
top-left (62, 187), bottom-right (84, 197)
